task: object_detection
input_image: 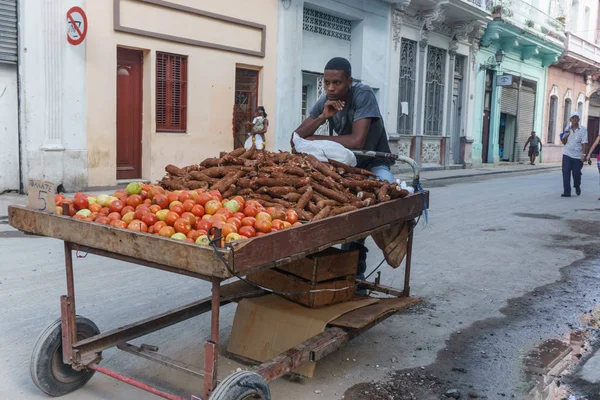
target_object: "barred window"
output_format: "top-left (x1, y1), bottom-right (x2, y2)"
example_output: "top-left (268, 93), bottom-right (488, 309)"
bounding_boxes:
top-left (156, 52), bottom-right (188, 132)
top-left (424, 46), bottom-right (446, 136)
top-left (303, 8), bottom-right (352, 41)
top-left (397, 39), bottom-right (417, 135)
top-left (548, 95), bottom-right (557, 143)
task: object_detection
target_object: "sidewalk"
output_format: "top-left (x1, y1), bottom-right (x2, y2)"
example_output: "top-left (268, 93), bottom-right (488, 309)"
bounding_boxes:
top-left (0, 163), bottom-right (563, 219)
top-left (394, 162), bottom-right (562, 183)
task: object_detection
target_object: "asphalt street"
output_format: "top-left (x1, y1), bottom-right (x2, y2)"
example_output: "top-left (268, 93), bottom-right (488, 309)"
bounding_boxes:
top-left (1, 167), bottom-right (599, 400)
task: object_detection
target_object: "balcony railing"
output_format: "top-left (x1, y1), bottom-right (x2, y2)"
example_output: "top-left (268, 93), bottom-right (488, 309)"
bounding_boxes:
top-left (492, 0), bottom-right (566, 45)
top-left (462, 0), bottom-right (494, 13)
top-left (566, 33), bottom-right (600, 64)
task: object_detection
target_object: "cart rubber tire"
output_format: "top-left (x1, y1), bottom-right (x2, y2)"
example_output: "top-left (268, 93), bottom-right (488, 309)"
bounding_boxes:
top-left (30, 316), bottom-right (101, 397)
top-left (209, 371), bottom-right (271, 400)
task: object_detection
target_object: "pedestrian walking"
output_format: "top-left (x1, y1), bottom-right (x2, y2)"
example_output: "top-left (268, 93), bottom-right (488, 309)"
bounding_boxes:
top-left (560, 112), bottom-right (588, 197)
top-left (244, 106), bottom-right (268, 150)
top-left (523, 131), bottom-right (542, 165)
top-left (585, 131), bottom-right (600, 200)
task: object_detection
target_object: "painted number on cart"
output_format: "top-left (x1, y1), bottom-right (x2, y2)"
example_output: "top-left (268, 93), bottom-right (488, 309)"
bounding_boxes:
top-left (28, 179), bottom-right (56, 214)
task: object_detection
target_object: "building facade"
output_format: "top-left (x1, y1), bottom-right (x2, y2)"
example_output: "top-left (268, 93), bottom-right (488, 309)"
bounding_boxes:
top-left (472, 0), bottom-right (564, 165)
top-left (542, 0), bottom-right (600, 162)
top-left (0, 0), bottom-right (19, 193)
top-left (387, 0), bottom-right (492, 168)
top-left (17, 0), bottom-right (278, 191)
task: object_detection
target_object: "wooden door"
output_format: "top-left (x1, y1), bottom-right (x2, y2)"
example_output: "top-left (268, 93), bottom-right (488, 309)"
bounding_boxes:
top-left (116, 48), bottom-right (143, 180)
top-left (233, 68), bottom-right (259, 149)
top-left (482, 110), bottom-right (491, 163)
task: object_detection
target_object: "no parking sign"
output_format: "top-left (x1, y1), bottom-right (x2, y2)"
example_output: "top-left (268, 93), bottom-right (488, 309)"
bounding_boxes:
top-left (66, 6), bottom-right (87, 45)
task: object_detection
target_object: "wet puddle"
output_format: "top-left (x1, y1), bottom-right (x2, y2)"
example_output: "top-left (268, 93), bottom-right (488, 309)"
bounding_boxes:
top-left (521, 307), bottom-right (600, 400)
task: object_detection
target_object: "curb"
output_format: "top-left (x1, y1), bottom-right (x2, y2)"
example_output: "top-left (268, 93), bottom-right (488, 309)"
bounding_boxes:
top-left (395, 165), bottom-right (561, 182)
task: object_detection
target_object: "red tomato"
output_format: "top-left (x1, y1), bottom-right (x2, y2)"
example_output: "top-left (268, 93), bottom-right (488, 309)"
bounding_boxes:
top-left (205, 200), bottom-right (222, 215)
top-left (167, 192), bottom-right (179, 204)
top-left (165, 211), bottom-right (180, 226)
top-left (285, 210), bottom-right (299, 224)
top-left (148, 186), bottom-right (165, 200)
top-left (196, 219), bottom-right (212, 232)
top-left (73, 197), bottom-right (89, 211)
top-left (109, 200), bottom-right (123, 213)
top-left (127, 220), bottom-right (148, 232)
top-left (255, 219), bottom-right (272, 233)
top-left (241, 217), bottom-right (256, 227)
top-left (152, 194), bottom-right (169, 210)
top-left (197, 192), bottom-right (213, 206)
top-left (141, 213), bottom-right (158, 227)
top-left (149, 204), bottom-right (162, 214)
top-left (215, 208), bottom-right (233, 220)
top-left (187, 230), bottom-right (201, 241)
top-left (174, 218), bottom-right (192, 235)
top-left (111, 220), bottom-right (128, 229)
top-left (153, 221), bottom-right (167, 232)
top-left (221, 223), bottom-right (237, 238)
top-left (99, 207), bottom-right (110, 216)
top-left (107, 212), bottom-right (122, 221)
top-left (271, 219), bottom-right (285, 231)
top-left (183, 199), bottom-right (196, 213)
top-left (227, 217), bottom-right (242, 230)
top-left (209, 190), bottom-right (223, 201)
top-left (158, 226), bottom-right (176, 237)
top-left (89, 203), bottom-right (102, 213)
top-left (170, 204), bottom-right (185, 216)
top-left (178, 191), bottom-right (192, 203)
top-left (126, 195), bottom-right (143, 208)
top-left (134, 207), bottom-right (151, 220)
top-left (233, 212), bottom-right (245, 221)
top-left (181, 212), bottom-right (197, 226)
top-left (95, 216), bottom-right (111, 225)
top-left (239, 226), bottom-right (256, 238)
top-left (121, 205), bottom-right (135, 216)
top-left (243, 206), bottom-right (258, 217)
top-left (191, 204), bottom-right (205, 218)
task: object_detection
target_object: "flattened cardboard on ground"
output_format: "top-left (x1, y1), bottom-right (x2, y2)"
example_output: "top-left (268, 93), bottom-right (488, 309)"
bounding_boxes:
top-left (328, 296), bottom-right (422, 329)
top-left (227, 294), bottom-right (378, 377)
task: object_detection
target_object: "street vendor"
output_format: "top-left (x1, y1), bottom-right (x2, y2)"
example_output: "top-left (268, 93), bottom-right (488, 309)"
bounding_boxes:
top-left (293, 57), bottom-right (395, 291)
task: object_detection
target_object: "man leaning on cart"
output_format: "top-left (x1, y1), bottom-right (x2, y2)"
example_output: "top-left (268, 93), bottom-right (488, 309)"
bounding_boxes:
top-left (292, 57), bottom-right (395, 293)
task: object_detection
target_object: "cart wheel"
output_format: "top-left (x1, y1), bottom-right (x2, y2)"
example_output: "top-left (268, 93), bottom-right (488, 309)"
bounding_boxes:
top-left (30, 316), bottom-right (101, 397)
top-left (209, 371), bottom-right (271, 400)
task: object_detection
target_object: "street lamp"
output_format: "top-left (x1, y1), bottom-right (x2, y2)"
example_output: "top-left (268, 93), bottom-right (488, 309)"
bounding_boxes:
top-left (480, 49), bottom-right (506, 70)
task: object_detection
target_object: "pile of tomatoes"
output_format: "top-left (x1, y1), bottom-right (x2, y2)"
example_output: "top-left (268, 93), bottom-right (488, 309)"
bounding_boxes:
top-left (54, 183), bottom-right (301, 245)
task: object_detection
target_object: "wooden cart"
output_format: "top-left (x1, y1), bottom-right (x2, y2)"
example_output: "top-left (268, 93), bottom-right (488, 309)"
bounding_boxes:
top-left (8, 152), bottom-right (427, 400)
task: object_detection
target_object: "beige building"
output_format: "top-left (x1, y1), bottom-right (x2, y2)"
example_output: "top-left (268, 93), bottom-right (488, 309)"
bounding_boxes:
top-left (86, 0), bottom-right (278, 187)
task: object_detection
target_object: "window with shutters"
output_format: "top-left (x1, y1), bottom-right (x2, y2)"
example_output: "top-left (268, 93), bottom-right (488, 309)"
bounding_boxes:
top-left (548, 95), bottom-right (557, 143)
top-left (0, 0), bottom-right (18, 63)
top-left (156, 52), bottom-right (188, 132)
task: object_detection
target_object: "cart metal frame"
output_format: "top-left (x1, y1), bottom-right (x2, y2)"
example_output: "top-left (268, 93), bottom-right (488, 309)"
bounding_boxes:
top-left (9, 154), bottom-right (427, 399)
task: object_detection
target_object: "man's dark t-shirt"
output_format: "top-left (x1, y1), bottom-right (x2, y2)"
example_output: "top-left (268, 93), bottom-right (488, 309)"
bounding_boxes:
top-left (309, 82), bottom-right (394, 170)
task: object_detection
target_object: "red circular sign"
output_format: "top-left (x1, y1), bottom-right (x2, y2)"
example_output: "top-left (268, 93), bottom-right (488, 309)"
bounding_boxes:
top-left (66, 6), bottom-right (88, 46)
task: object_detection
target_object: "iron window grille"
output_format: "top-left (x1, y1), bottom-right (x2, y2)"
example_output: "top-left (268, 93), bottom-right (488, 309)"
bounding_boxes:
top-left (156, 52), bottom-right (188, 132)
top-left (563, 98), bottom-right (571, 130)
top-left (303, 8), bottom-right (352, 41)
top-left (397, 39), bottom-right (417, 135)
top-left (548, 95), bottom-right (557, 143)
top-left (424, 46), bottom-right (447, 136)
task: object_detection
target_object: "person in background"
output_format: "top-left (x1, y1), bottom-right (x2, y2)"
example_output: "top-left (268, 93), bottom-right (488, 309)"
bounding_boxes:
top-left (293, 57), bottom-right (395, 293)
top-left (585, 131), bottom-right (600, 200)
top-left (523, 131), bottom-right (542, 165)
top-left (245, 106), bottom-right (268, 150)
top-left (561, 112), bottom-right (588, 197)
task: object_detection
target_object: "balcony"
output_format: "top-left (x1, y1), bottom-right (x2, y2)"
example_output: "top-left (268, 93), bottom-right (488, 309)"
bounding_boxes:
top-left (491, 0), bottom-right (565, 47)
top-left (461, 0), bottom-right (493, 13)
top-left (565, 33), bottom-right (600, 66)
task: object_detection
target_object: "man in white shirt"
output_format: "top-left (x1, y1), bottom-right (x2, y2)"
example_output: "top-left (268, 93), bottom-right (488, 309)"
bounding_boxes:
top-left (561, 112), bottom-right (588, 197)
